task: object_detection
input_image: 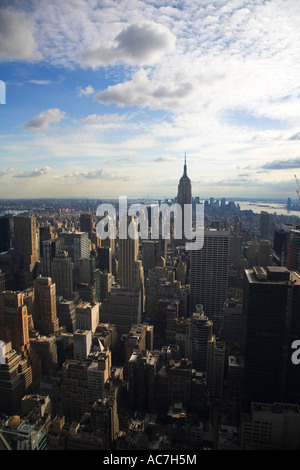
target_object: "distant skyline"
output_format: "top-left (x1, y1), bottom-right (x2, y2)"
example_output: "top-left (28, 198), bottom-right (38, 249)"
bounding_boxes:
top-left (1, 0), bottom-right (300, 200)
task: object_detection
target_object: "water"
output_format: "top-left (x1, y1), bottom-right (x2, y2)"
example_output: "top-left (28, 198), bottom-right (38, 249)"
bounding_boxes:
top-left (235, 201), bottom-right (299, 217)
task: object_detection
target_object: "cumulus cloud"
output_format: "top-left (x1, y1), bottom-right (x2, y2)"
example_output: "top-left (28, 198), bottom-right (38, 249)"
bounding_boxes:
top-left (78, 85), bottom-right (95, 96)
top-left (94, 69), bottom-right (194, 110)
top-left (0, 8), bottom-right (41, 62)
top-left (261, 158), bottom-right (300, 170)
top-left (0, 168), bottom-right (16, 177)
top-left (81, 22), bottom-right (176, 68)
top-left (14, 167), bottom-right (53, 178)
top-left (23, 108), bottom-right (65, 131)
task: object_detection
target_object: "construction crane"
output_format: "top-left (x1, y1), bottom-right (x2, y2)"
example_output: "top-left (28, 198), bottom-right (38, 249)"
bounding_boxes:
top-left (294, 174), bottom-right (300, 208)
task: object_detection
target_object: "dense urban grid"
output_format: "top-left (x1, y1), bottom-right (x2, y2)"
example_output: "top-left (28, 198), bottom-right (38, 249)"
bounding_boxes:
top-left (0, 160), bottom-right (300, 451)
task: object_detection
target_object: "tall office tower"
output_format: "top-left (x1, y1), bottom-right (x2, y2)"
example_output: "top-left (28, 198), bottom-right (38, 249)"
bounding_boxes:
top-left (187, 304), bottom-right (213, 373)
top-left (118, 216), bottom-right (144, 305)
top-left (167, 358), bottom-right (193, 408)
top-left (56, 298), bottom-right (76, 333)
top-left (240, 403), bottom-right (300, 450)
top-left (75, 301), bottom-right (100, 333)
top-left (73, 329), bottom-right (92, 361)
top-left (128, 350), bottom-right (158, 412)
top-left (97, 246), bottom-right (112, 273)
top-left (0, 342), bottom-right (31, 413)
top-left (222, 299), bottom-right (242, 345)
top-left (258, 239), bottom-right (273, 267)
top-left (229, 233), bottom-right (243, 267)
top-left (260, 211), bottom-right (270, 240)
top-left (87, 348), bottom-right (111, 409)
top-left (287, 229), bottom-right (300, 272)
top-left (0, 291), bottom-right (30, 357)
top-left (33, 277), bottom-right (59, 335)
top-left (153, 299), bottom-right (179, 347)
top-left (39, 224), bottom-right (54, 256)
top-left (100, 286), bottom-right (141, 337)
top-left (242, 266), bottom-right (300, 410)
top-left (62, 359), bottom-right (89, 422)
top-left (90, 397), bottom-right (119, 448)
top-left (177, 154), bottom-right (192, 246)
top-left (207, 338), bottom-right (225, 403)
top-left (29, 335), bottom-right (58, 375)
top-left (123, 324), bottom-right (147, 377)
top-left (51, 250), bottom-right (74, 299)
top-left (13, 214), bottom-right (39, 290)
top-left (273, 227), bottom-right (289, 266)
top-left (58, 231), bottom-right (90, 285)
top-left (142, 240), bottom-right (161, 271)
top-left (79, 257), bottom-right (101, 302)
top-left (39, 239), bottom-right (57, 278)
top-left (189, 229), bottom-right (230, 331)
top-left (80, 213), bottom-right (93, 240)
top-left (0, 217), bottom-right (11, 253)
top-left (227, 356), bottom-right (244, 407)
top-left (99, 271), bottom-right (113, 302)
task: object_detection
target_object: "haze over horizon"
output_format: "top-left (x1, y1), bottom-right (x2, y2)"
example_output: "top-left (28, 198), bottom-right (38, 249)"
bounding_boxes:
top-left (1, 0), bottom-right (300, 200)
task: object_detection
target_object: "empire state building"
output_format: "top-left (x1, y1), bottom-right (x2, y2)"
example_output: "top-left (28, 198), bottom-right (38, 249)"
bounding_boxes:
top-left (177, 154), bottom-right (192, 245)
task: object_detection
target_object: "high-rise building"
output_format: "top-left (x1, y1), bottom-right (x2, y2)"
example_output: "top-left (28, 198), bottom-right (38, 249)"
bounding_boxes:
top-left (286, 229), bottom-right (300, 272)
top-left (100, 286), bottom-right (141, 338)
top-left (189, 229), bottom-right (230, 330)
top-left (118, 215), bottom-right (144, 286)
top-left (13, 214), bottom-right (39, 290)
top-left (79, 257), bottom-right (101, 302)
top-left (176, 154), bottom-right (192, 245)
top-left (0, 217), bottom-right (11, 253)
top-left (260, 211), bottom-right (270, 240)
top-left (0, 291), bottom-right (30, 357)
top-left (87, 348), bottom-right (111, 410)
top-left (73, 329), bottom-right (92, 361)
top-left (62, 359), bottom-right (89, 422)
top-left (80, 213), bottom-right (93, 240)
top-left (242, 266), bottom-right (300, 410)
top-left (39, 239), bottom-right (57, 278)
top-left (75, 301), bottom-right (100, 333)
top-left (58, 231), bottom-right (90, 285)
top-left (240, 403), bottom-right (300, 450)
top-left (33, 277), bottom-right (59, 335)
top-left (56, 298), bottom-right (76, 333)
top-left (187, 304), bottom-right (213, 373)
top-left (97, 246), bottom-right (112, 273)
top-left (142, 240), bottom-right (161, 271)
top-left (51, 250), bottom-right (74, 299)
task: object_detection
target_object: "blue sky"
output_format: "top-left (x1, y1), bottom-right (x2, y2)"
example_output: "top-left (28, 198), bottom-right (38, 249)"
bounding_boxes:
top-left (1, 0), bottom-right (300, 200)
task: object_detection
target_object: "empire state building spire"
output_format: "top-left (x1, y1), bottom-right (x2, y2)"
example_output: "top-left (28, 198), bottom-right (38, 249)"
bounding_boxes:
top-left (183, 152), bottom-right (187, 177)
top-left (177, 153), bottom-right (192, 246)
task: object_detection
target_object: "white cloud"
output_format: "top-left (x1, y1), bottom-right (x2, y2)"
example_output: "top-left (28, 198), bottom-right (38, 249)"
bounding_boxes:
top-left (78, 85), bottom-right (95, 96)
top-left (23, 108), bottom-right (66, 131)
top-left (80, 22), bottom-right (176, 68)
top-left (14, 167), bottom-right (53, 178)
top-left (0, 8), bottom-right (41, 62)
top-left (75, 113), bottom-right (126, 125)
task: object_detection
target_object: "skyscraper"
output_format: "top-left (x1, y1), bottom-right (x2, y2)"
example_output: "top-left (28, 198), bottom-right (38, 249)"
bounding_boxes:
top-left (33, 277), bottom-right (59, 335)
top-left (118, 215), bottom-right (144, 310)
top-left (58, 231), bottom-right (90, 285)
top-left (187, 304), bottom-right (213, 373)
top-left (177, 154), bottom-right (192, 245)
top-left (51, 250), bottom-right (74, 299)
top-left (80, 213), bottom-right (93, 240)
top-left (0, 217), bottom-right (11, 253)
top-left (242, 266), bottom-right (300, 410)
top-left (13, 214), bottom-right (39, 290)
top-left (189, 229), bottom-right (230, 330)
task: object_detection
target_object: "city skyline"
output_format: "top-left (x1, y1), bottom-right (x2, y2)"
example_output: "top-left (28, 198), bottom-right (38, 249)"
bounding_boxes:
top-left (1, 0), bottom-right (300, 200)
